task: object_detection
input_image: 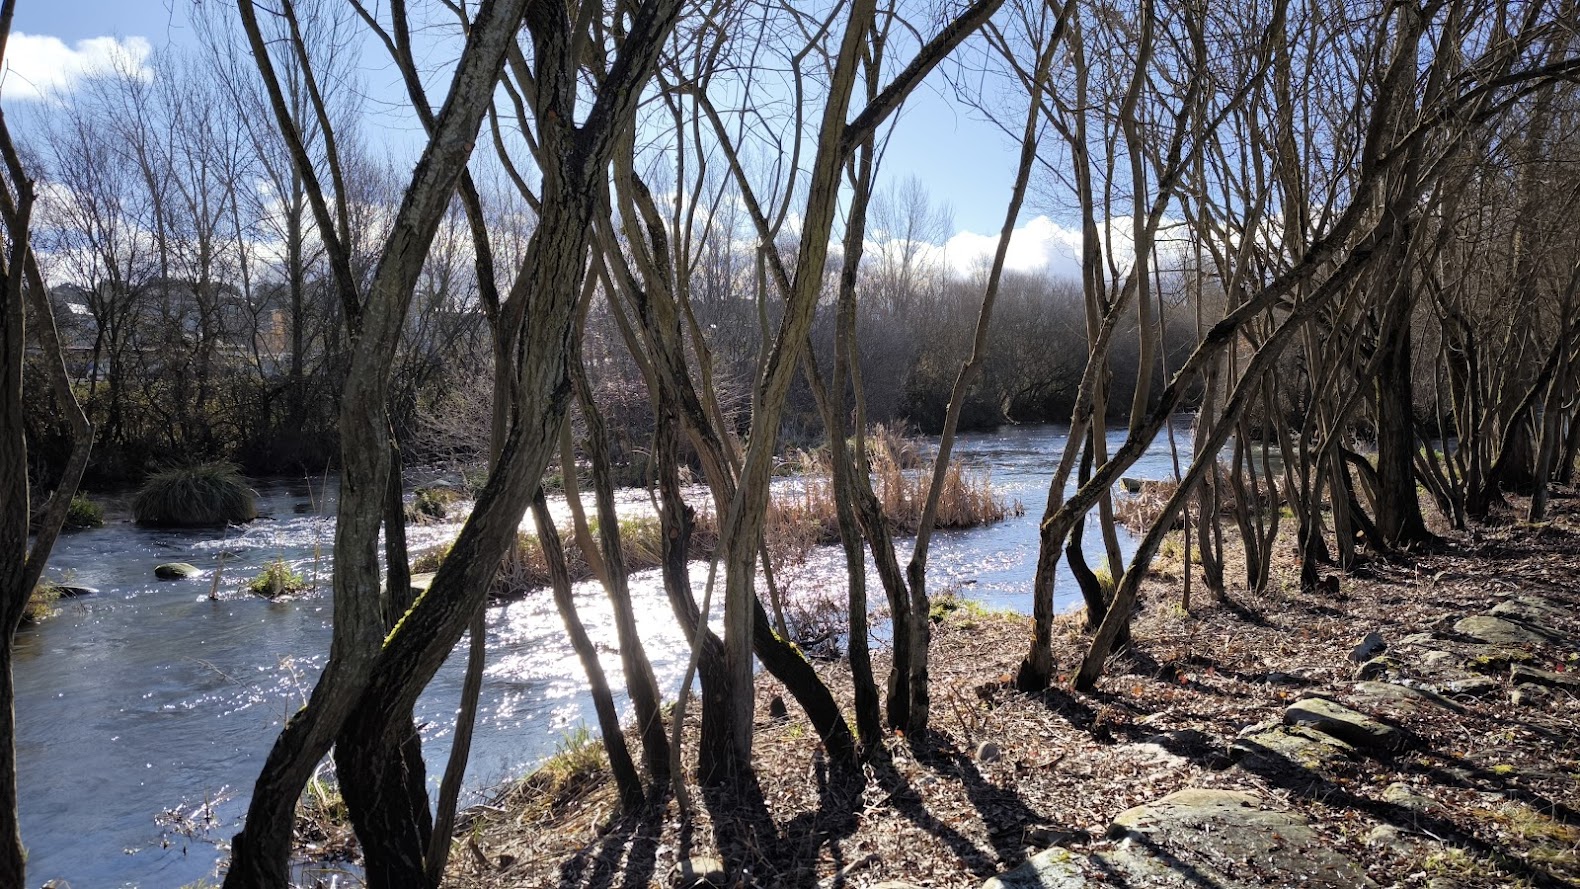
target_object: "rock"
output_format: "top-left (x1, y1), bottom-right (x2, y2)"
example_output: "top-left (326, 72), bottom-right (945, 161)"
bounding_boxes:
top-left (1454, 614), bottom-right (1555, 647)
top-left (1464, 645), bottom-right (1535, 674)
top-left (1350, 681), bottom-right (1461, 715)
top-left (53, 584), bottom-right (98, 598)
top-left (671, 856), bottom-right (728, 888)
top-left (977, 741), bottom-right (1002, 763)
top-left (1489, 596), bottom-right (1569, 626)
top-left (1354, 655), bottom-right (1399, 681)
top-left (1284, 697), bottom-right (1409, 752)
top-left (410, 572), bottom-right (436, 595)
top-left (1380, 782), bottom-right (1438, 816)
top-left (1120, 477), bottom-right (1143, 493)
top-left (1511, 685), bottom-right (1551, 707)
top-left (1510, 664), bottom-right (1580, 691)
top-left (1350, 631), bottom-right (1387, 663)
top-left (982, 845), bottom-right (1090, 888)
top-left (1441, 676), bottom-right (1498, 697)
top-left (1098, 788), bottom-right (1374, 888)
top-left (1365, 824), bottom-right (1405, 847)
top-left (1234, 725), bottom-right (1355, 772)
top-left (154, 562), bottom-right (200, 580)
top-left (768, 695), bottom-right (788, 719)
top-left (1397, 632), bottom-right (1442, 647)
top-left (873, 883), bottom-right (927, 889)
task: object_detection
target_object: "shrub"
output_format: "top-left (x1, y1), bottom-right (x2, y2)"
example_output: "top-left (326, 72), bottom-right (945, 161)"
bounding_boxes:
top-left (248, 558), bottom-right (306, 598)
top-left (134, 463), bottom-right (257, 527)
top-left (22, 582), bottom-right (61, 624)
top-left (406, 485), bottom-right (461, 523)
top-left (65, 494), bottom-right (104, 529)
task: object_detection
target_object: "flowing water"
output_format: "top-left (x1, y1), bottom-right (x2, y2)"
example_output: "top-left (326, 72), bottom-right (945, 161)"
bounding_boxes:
top-left (16, 422), bottom-right (1187, 888)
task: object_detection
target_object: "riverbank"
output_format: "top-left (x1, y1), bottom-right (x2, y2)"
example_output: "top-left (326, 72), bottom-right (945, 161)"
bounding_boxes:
top-left (441, 495), bottom-right (1580, 889)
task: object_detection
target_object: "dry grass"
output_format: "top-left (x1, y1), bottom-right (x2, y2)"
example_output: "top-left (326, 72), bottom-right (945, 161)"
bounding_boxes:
top-left (414, 434), bottom-right (1015, 599)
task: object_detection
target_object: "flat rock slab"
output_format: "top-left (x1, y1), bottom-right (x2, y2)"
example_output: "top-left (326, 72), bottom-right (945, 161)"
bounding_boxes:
top-left (1285, 697), bottom-right (1410, 752)
top-left (1100, 788), bottom-right (1374, 889)
top-left (982, 847), bottom-right (1090, 888)
top-left (1489, 596), bottom-right (1570, 626)
top-left (1511, 664), bottom-right (1580, 691)
top-left (1350, 681), bottom-right (1462, 715)
top-left (1234, 725), bottom-right (1355, 772)
top-left (981, 789), bottom-right (1377, 888)
top-left (1455, 614), bottom-right (1555, 647)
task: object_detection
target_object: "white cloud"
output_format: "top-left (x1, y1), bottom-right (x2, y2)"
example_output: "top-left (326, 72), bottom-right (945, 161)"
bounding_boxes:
top-left (1, 33), bottom-right (153, 102)
top-left (942, 215), bottom-right (1083, 280)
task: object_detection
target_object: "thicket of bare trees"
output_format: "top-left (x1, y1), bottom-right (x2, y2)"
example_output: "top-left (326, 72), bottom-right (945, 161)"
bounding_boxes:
top-left (5, 0), bottom-right (1580, 886)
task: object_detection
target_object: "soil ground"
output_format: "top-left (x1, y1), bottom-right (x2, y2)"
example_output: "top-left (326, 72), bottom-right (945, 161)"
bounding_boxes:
top-left (440, 492), bottom-right (1580, 889)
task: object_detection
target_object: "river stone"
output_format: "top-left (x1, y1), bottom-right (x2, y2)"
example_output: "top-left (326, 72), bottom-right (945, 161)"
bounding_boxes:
top-left (981, 846), bottom-right (1090, 888)
top-left (410, 572), bottom-right (436, 595)
top-left (1233, 725), bottom-right (1355, 772)
top-left (1350, 681), bottom-right (1461, 715)
top-left (53, 584), bottom-right (97, 598)
top-left (1351, 631), bottom-right (1387, 663)
top-left (1455, 614), bottom-right (1554, 646)
top-left (1284, 697), bottom-right (1409, 752)
top-left (671, 856), bottom-right (727, 887)
top-left (1099, 788), bottom-right (1373, 888)
top-left (154, 562), bottom-right (200, 580)
top-left (1511, 664), bottom-right (1580, 691)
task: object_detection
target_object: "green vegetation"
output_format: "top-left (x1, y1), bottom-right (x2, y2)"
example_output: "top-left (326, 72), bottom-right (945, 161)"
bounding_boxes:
top-left (406, 485), bottom-right (462, 523)
top-left (22, 583), bottom-right (61, 625)
top-left (248, 558), bottom-right (306, 598)
top-left (134, 463), bottom-right (257, 528)
top-left (64, 494), bottom-right (104, 529)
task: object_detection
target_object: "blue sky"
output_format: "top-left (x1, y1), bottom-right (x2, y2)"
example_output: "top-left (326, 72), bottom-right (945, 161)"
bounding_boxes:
top-left (4, 1), bottom-right (1082, 278)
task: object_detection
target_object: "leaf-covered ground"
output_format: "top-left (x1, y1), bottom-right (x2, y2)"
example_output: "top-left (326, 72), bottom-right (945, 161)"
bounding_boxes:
top-left (443, 493), bottom-right (1580, 889)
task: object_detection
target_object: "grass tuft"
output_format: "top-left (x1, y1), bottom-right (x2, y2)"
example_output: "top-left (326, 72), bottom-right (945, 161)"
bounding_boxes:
top-left (65, 494), bottom-right (104, 529)
top-left (248, 558), bottom-right (306, 598)
top-left (23, 582), bottom-right (62, 624)
top-left (134, 463), bottom-right (257, 528)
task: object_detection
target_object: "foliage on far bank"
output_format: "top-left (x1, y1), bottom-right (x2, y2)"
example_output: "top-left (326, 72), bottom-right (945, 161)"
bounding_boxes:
top-left (133, 463), bottom-right (258, 528)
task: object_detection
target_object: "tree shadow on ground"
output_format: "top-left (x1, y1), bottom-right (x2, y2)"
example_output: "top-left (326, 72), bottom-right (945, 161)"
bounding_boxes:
top-left (1233, 737), bottom-right (1573, 888)
top-left (554, 789), bottom-right (669, 889)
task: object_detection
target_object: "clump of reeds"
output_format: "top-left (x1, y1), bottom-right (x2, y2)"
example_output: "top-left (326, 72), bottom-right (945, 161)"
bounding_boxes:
top-left (65, 494), bottom-right (104, 529)
top-left (406, 485), bottom-right (463, 523)
top-left (248, 558), bottom-right (306, 598)
top-left (134, 463), bottom-right (257, 527)
top-left (22, 582), bottom-right (61, 625)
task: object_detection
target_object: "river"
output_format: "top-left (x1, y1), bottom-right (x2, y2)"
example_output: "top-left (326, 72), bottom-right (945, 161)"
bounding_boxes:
top-left (15, 422), bottom-right (1188, 888)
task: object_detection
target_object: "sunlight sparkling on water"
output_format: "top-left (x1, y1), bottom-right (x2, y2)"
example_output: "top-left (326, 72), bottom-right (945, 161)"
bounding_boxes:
top-left (14, 423), bottom-right (1185, 887)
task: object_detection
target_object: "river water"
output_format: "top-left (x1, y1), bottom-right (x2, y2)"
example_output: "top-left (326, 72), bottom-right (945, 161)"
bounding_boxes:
top-left (16, 423), bottom-right (1187, 888)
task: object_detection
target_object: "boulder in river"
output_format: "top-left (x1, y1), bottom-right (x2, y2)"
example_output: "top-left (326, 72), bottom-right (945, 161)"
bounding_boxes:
top-left (154, 562), bottom-right (200, 580)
